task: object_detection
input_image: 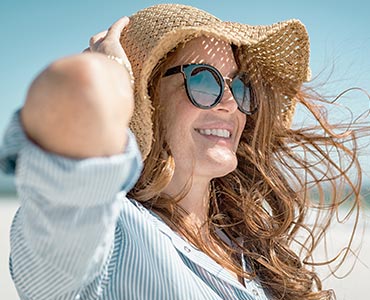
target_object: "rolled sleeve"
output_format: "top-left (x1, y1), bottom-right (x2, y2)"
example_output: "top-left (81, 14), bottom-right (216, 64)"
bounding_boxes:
top-left (16, 126), bottom-right (141, 207)
top-left (1, 110), bottom-right (142, 200)
top-left (1, 110), bottom-right (143, 299)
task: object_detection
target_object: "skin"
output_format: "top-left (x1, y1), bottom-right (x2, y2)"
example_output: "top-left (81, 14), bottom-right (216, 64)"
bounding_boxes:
top-left (19, 17), bottom-right (245, 282)
top-left (160, 37), bottom-right (247, 229)
top-left (21, 17), bottom-right (133, 158)
top-left (21, 19), bottom-right (245, 229)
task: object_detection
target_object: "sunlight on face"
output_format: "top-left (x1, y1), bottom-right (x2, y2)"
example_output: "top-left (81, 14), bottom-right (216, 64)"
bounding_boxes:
top-left (160, 36), bottom-right (246, 183)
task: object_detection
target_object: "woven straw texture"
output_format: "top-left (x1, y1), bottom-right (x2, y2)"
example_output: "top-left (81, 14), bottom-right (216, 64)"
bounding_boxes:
top-left (120, 4), bottom-right (310, 160)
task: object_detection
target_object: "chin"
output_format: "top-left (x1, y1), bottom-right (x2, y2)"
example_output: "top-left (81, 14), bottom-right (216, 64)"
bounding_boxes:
top-left (203, 153), bottom-right (238, 178)
top-left (215, 161), bottom-right (238, 177)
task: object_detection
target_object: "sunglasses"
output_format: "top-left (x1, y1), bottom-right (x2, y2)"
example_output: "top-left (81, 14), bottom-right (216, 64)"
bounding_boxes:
top-left (163, 63), bottom-right (257, 115)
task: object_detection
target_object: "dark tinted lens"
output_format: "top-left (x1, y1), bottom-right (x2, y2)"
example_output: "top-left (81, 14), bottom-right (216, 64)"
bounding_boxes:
top-left (187, 66), bottom-right (222, 107)
top-left (231, 76), bottom-right (256, 114)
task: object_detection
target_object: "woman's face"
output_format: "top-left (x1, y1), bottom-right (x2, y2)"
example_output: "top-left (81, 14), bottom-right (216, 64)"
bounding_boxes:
top-left (159, 36), bottom-right (246, 181)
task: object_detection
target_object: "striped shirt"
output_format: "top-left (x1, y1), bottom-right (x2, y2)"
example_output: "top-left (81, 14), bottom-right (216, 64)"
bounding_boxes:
top-left (0, 111), bottom-right (269, 300)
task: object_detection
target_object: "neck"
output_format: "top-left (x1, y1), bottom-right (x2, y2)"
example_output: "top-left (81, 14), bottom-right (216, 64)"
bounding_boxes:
top-left (162, 172), bottom-right (211, 228)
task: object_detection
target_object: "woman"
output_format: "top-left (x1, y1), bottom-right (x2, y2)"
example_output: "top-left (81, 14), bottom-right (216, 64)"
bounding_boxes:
top-left (1, 4), bottom-right (367, 300)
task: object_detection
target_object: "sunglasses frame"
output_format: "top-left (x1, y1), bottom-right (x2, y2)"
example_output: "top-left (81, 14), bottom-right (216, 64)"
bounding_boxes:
top-left (163, 63), bottom-right (257, 115)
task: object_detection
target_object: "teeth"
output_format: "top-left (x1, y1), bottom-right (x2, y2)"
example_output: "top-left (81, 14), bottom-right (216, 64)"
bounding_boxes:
top-left (198, 129), bottom-right (231, 138)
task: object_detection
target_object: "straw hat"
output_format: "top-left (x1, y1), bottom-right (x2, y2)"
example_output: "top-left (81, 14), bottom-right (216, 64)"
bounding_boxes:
top-left (120, 3), bottom-right (311, 160)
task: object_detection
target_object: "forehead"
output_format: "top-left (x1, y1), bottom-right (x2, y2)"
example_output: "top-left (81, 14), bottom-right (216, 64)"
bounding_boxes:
top-left (169, 36), bottom-right (238, 73)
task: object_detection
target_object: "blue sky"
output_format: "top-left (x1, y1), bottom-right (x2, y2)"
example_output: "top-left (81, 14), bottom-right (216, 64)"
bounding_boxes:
top-left (0, 0), bottom-right (369, 183)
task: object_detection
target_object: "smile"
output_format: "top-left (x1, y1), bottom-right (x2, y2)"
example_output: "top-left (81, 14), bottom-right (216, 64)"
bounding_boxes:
top-left (196, 128), bottom-right (231, 138)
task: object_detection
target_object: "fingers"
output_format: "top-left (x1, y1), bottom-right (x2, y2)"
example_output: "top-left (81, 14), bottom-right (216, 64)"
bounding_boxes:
top-left (106, 16), bottom-right (129, 41)
top-left (86, 17), bottom-right (129, 55)
top-left (89, 30), bottom-right (108, 49)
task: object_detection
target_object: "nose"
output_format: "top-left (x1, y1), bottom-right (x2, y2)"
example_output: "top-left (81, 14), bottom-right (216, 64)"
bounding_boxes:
top-left (213, 85), bottom-right (238, 114)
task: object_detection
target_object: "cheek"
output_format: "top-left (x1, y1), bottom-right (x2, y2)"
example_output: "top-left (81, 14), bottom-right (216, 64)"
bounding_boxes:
top-left (165, 108), bottom-right (194, 142)
top-left (163, 92), bottom-right (198, 129)
top-left (162, 101), bottom-right (188, 146)
top-left (159, 80), bottom-right (203, 152)
top-left (237, 113), bottom-right (247, 140)
top-left (164, 107), bottom-right (201, 159)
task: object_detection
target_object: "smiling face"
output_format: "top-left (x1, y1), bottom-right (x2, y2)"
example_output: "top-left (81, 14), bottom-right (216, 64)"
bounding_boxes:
top-left (159, 36), bottom-right (247, 184)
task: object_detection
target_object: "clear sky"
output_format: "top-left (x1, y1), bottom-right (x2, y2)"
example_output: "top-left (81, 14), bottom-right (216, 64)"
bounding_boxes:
top-left (0, 0), bottom-right (369, 183)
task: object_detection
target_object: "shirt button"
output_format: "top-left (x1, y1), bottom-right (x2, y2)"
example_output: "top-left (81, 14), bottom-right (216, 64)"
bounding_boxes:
top-left (75, 295), bottom-right (80, 300)
top-left (252, 289), bottom-right (259, 296)
top-left (184, 246), bottom-right (191, 253)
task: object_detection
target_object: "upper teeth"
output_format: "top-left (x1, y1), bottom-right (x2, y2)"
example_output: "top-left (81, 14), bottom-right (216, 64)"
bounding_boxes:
top-left (198, 129), bottom-right (231, 138)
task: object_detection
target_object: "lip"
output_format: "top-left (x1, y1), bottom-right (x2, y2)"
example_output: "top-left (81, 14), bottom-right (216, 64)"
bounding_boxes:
top-left (194, 122), bottom-right (237, 148)
top-left (195, 132), bottom-right (233, 146)
top-left (194, 122), bottom-right (235, 137)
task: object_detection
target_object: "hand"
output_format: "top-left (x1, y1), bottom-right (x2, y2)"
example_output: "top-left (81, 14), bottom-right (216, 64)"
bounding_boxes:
top-left (22, 17), bottom-right (135, 158)
top-left (85, 17), bottom-right (132, 70)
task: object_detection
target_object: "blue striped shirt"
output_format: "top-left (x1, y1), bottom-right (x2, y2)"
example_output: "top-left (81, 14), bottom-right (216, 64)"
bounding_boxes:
top-left (0, 111), bottom-right (268, 300)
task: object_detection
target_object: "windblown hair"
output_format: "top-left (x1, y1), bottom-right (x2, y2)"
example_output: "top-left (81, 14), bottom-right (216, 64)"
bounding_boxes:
top-left (128, 44), bottom-right (368, 300)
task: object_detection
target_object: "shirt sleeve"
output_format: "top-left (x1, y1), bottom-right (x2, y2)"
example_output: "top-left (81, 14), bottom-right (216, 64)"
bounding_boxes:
top-left (1, 110), bottom-right (143, 299)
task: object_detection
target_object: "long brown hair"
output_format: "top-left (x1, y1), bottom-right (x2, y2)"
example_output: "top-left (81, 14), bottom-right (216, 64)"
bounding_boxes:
top-left (128, 43), bottom-right (368, 300)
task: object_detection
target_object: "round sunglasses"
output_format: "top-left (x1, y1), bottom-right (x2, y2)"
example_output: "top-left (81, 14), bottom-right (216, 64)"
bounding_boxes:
top-left (163, 63), bottom-right (257, 115)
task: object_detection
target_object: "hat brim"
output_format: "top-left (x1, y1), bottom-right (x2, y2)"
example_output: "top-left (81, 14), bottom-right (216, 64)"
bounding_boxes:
top-left (120, 4), bottom-right (310, 160)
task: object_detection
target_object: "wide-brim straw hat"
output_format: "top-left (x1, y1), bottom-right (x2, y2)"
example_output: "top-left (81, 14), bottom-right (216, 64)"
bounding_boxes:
top-left (120, 3), bottom-right (311, 160)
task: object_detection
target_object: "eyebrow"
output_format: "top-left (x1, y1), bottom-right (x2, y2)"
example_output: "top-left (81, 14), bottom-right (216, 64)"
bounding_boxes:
top-left (200, 59), bottom-right (239, 76)
top-left (163, 65), bottom-right (183, 77)
top-left (228, 69), bottom-right (239, 79)
top-left (201, 62), bottom-right (239, 78)
top-left (164, 63), bottom-right (240, 78)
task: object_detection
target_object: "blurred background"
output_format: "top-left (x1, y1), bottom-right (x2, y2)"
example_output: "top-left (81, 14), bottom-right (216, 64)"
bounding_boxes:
top-left (1, 0), bottom-right (369, 299)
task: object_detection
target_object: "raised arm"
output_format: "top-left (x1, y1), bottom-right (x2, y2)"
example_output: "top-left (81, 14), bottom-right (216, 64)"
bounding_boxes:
top-left (21, 17), bottom-right (134, 158)
top-left (5, 17), bottom-right (143, 300)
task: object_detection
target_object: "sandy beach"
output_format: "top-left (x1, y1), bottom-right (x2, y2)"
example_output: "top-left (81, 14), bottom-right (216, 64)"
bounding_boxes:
top-left (1, 196), bottom-right (369, 299)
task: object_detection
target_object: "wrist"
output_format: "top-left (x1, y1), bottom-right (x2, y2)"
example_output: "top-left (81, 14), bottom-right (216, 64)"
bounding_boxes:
top-left (107, 55), bottom-right (134, 87)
